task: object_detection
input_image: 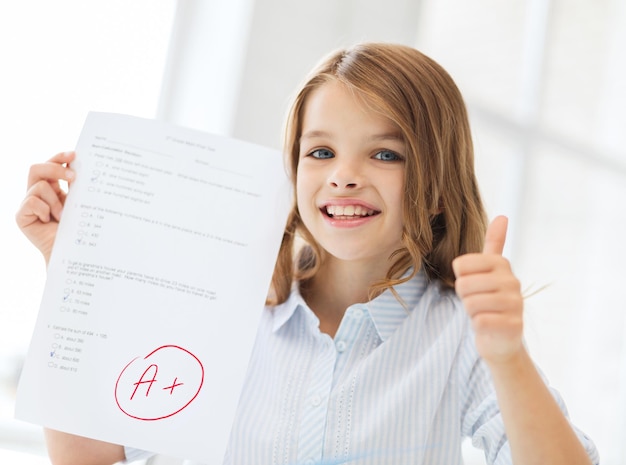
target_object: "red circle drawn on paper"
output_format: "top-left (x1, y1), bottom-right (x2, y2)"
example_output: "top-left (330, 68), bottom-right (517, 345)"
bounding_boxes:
top-left (114, 345), bottom-right (204, 421)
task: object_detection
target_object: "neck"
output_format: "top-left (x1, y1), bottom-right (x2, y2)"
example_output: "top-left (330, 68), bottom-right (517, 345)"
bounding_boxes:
top-left (301, 257), bottom-right (391, 337)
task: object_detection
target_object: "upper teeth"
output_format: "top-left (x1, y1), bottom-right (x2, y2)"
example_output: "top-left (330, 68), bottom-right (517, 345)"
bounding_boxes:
top-left (326, 205), bottom-right (375, 217)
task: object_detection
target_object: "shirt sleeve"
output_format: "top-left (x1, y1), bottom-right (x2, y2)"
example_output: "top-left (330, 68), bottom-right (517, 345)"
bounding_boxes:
top-left (459, 351), bottom-right (512, 464)
top-left (122, 446), bottom-right (155, 463)
top-left (458, 328), bottom-right (599, 465)
top-left (545, 386), bottom-right (600, 465)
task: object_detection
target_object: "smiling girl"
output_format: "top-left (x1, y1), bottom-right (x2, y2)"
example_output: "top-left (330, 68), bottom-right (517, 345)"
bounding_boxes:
top-left (17, 43), bottom-right (597, 465)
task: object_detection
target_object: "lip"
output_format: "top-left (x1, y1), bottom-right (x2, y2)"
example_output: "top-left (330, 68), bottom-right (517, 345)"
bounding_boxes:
top-left (319, 198), bottom-right (379, 210)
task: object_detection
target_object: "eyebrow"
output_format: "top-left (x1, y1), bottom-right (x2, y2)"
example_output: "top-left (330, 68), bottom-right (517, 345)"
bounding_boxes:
top-left (300, 130), bottom-right (404, 143)
top-left (368, 132), bottom-right (404, 143)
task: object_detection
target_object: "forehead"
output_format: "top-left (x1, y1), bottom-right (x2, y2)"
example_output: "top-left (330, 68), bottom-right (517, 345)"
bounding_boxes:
top-left (300, 80), bottom-right (401, 137)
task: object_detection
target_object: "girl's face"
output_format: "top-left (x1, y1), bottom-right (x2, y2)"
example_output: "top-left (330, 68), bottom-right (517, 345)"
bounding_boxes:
top-left (296, 80), bottom-right (406, 269)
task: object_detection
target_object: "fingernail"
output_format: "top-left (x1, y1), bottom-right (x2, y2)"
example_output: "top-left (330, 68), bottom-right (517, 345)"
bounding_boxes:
top-left (66, 170), bottom-right (75, 180)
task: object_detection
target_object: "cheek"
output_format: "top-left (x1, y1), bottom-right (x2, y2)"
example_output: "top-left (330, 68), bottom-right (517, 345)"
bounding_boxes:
top-left (295, 172), bottom-right (313, 217)
top-left (387, 173), bottom-right (405, 205)
top-left (389, 177), bottom-right (406, 231)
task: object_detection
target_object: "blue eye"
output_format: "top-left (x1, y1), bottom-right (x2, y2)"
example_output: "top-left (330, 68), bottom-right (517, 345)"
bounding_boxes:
top-left (310, 148), bottom-right (334, 159)
top-left (373, 150), bottom-right (402, 161)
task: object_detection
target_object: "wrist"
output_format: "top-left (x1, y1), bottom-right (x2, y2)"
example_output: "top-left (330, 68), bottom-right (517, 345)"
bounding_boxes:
top-left (483, 345), bottom-right (530, 375)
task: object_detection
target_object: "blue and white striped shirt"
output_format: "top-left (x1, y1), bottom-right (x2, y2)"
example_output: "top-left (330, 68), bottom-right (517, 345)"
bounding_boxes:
top-left (126, 271), bottom-right (598, 464)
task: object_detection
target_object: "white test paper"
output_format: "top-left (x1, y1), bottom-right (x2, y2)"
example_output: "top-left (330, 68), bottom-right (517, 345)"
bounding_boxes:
top-left (16, 112), bottom-right (291, 463)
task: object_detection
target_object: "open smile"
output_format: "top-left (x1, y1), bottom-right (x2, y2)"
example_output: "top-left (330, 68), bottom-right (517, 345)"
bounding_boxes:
top-left (321, 204), bottom-right (380, 220)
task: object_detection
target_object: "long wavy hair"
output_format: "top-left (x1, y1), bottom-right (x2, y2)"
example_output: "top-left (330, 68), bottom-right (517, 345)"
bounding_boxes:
top-left (268, 43), bottom-right (487, 306)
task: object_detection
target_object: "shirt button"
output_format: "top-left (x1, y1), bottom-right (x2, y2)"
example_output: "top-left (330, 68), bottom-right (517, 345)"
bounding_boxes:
top-left (335, 340), bottom-right (347, 353)
top-left (304, 459), bottom-right (316, 465)
top-left (311, 394), bottom-right (322, 407)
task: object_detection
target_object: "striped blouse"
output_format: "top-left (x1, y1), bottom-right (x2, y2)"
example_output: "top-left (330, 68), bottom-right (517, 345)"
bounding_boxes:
top-left (126, 270), bottom-right (598, 465)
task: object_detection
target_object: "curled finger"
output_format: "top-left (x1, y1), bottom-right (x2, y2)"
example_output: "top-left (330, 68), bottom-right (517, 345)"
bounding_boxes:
top-left (27, 151), bottom-right (76, 190)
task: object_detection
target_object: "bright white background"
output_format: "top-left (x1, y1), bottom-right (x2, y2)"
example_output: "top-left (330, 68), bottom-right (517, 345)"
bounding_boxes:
top-left (0, 1), bottom-right (176, 463)
top-left (1, 1), bottom-right (624, 464)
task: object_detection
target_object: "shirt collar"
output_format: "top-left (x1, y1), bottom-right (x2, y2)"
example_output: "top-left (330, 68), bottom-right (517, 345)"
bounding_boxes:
top-left (366, 269), bottom-right (428, 341)
top-left (270, 270), bottom-right (429, 340)
top-left (271, 283), bottom-right (306, 332)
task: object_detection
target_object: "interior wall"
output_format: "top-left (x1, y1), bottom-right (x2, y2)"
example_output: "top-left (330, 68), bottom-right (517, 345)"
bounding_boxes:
top-left (156, 0), bottom-right (256, 135)
top-left (231, 0), bottom-right (424, 148)
top-left (159, 0), bottom-right (423, 147)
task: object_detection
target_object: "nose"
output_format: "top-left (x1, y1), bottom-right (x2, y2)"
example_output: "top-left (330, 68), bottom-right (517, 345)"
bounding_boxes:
top-left (328, 158), bottom-right (361, 189)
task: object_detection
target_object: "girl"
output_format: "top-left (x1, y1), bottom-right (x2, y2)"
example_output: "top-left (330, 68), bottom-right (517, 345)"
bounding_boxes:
top-left (17, 43), bottom-right (597, 465)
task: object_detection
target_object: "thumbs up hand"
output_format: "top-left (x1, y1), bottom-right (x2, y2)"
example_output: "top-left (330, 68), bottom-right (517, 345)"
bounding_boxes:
top-left (452, 216), bottom-right (524, 365)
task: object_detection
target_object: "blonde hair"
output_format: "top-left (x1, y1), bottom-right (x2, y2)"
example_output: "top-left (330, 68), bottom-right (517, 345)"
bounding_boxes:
top-left (268, 43), bottom-right (487, 306)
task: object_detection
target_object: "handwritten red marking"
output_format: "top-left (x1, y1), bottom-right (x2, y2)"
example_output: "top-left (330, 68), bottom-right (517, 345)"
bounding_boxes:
top-left (130, 364), bottom-right (158, 399)
top-left (162, 377), bottom-right (184, 395)
top-left (114, 345), bottom-right (204, 421)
